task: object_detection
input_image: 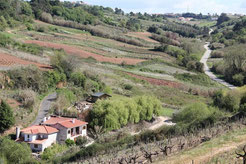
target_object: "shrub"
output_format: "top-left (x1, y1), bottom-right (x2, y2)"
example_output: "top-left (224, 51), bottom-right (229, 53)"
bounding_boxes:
top-left (70, 72), bottom-right (86, 88)
top-left (75, 136), bottom-right (87, 147)
top-left (41, 144), bottom-right (68, 160)
top-left (211, 51), bottom-right (224, 58)
top-left (16, 89), bottom-right (36, 109)
top-left (0, 138), bottom-right (34, 163)
top-left (124, 84), bottom-right (133, 90)
top-left (65, 139), bottom-right (75, 146)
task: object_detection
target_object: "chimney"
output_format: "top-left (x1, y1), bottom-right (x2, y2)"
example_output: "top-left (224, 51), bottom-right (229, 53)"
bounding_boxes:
top-left (16, 127), bottom-right (20, 140)
top-left (47, 116), bottom-right (51, 120)
top-left (72, 119), bottom-right (75, 124)
top-left (43, 117), bottom-right (47, 123)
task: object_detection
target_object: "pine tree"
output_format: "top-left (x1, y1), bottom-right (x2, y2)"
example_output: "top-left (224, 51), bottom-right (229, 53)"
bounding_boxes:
top-left (0, 100), bottom-right (15, 133)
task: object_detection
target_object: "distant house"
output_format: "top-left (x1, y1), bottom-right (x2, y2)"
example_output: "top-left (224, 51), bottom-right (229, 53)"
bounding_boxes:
top-left (87, 92), bottom-right (112, 103)
top-left (16, 116), bottom-right (88, 152)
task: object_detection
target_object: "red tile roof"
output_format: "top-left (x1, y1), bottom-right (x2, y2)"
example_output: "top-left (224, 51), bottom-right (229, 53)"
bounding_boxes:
top-left (43, 116), bottom-right (88, 128)
top-left (21, 125), bottom-right (58, 134)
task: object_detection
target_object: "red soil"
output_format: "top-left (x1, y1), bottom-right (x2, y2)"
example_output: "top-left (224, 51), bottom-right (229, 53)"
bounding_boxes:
top-left (25, 40), bottom-right (145, 65)
top-left (0, 53), bottom-right (51, 69)
top-left (126, 72), bottom-right (182, 88)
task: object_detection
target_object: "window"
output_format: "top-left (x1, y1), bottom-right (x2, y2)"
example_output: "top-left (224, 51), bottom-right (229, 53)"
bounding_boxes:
top-left (68, 130), bottom-right (71, 134)
top-left (27, 135), bottom-right (30, 138)
top-left (83, 126), bottom-right (86, 130)
top-left (40, 135), bottom-right (43, 139)
top-left (34, 144), bottom-right (38, 149)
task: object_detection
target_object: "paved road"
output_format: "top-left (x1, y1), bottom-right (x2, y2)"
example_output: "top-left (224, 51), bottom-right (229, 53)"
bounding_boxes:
top-left (31, 92), bottom-right (57, 125)
top-left (200, 43), bottom-right (237, 90)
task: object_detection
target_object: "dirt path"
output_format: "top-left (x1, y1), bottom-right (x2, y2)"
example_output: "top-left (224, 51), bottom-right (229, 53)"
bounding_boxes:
top-left (25, 40), bottom-right (145, 65)
top-left (131, 116), bottom-right (175, 135)
top-left (200, 30), bottom-right (237, 90)
top-left (149, 116), bottom-right (175, 130)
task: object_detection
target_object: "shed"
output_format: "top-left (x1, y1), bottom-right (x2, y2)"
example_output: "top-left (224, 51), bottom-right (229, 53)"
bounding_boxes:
top-left (87, 92), bottom-right (112, 103)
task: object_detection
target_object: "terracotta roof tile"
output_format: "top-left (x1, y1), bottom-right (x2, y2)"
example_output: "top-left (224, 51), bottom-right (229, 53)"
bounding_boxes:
top-left (43, 116), bottom-right (87, 128)
top-left (21, 125), bottom-right (58, 134)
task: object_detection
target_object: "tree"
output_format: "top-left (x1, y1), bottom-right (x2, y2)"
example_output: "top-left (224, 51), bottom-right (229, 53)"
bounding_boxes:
top-left (0, 100), bottom-right (15, 133)
top-left (217, 13), bottom-right (230, 25)
top-left (0, 138), bottom-right (34, 163)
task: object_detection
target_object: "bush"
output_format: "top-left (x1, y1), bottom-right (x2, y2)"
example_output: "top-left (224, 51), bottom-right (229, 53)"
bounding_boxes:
top-left (70, 72), bottom-right (86, 88)
top-left (0, 138), bottom-right (34, 163)
top-left (41, 144), bottom-right (68, 160)
top-left (211, 51), bottom-right (224, 58)
top-left (75, 136), bottom-right (87, 147)
top-left (173, 103), bottom-right (218, 124)
top-left (16, 89), bottom-right (36, 109)
top-left (124, 84), bottom-right (133, 90)
top-left (65, 139), bottom-right (75, 146)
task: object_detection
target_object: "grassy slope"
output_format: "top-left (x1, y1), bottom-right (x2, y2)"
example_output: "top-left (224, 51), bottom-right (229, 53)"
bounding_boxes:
top-left (155, 127), bottom-right (246, 164)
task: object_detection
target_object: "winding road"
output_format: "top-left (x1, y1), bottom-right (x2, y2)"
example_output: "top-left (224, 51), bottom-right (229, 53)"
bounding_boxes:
top-left (31, 92), bottom-right (57, 125)
top-left (200, 37), bottom-right (237, 90)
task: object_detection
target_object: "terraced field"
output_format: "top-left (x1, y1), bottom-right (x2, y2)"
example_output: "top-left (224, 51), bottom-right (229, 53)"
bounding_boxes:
top-left (0, 52), bottom-right (51, 69)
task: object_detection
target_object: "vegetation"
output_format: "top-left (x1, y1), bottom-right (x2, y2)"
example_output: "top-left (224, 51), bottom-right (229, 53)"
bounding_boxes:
top-left (0, 100), bottom-right (15, 133)
top-left (89, 96), bottom-right (162, 130)
top-left (0, 137), bottom-right (35, 163)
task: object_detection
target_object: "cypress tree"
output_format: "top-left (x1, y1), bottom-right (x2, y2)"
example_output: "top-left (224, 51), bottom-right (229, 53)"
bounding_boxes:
top-left (0, 100), bottom-right (15, 133)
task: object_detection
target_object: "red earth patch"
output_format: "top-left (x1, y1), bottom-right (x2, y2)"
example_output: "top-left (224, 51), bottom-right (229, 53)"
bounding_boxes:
top-left (25, 40), bottom-right (145, 65)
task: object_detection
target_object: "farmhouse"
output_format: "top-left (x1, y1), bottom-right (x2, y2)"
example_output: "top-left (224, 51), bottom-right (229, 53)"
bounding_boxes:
top-left (86, 92), bottom-right (112, 103)
top-left (16, 125), bottom-right (58, 152)
top-left (16, 116), bottom-right (88, 152)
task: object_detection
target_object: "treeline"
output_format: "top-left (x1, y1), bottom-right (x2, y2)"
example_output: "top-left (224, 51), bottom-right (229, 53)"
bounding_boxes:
top-left (148, 25), bottom-right (204, 72)
top-left (211, 46), bottom-right (246, 86)
top-left (152, 21), bottom-right (209, 38)
top-left (0, 0), bottom-right (33, 31)
top-left (89, 96), bottom-right (162, 130)
top-left (39, 12), bottom-right (145, 47)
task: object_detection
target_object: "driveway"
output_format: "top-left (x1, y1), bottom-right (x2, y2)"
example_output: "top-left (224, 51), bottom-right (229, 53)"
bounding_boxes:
top-left (31, 92), bottom-right (57, 125)
top-left (200, 43), bottom-right (237, 90)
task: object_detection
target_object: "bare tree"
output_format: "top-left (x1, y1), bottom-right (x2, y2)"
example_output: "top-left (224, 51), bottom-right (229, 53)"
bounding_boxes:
top-left (236, 146), bottom-right (246, 164)
top-left (141, 145), bottom-right (159, 163)
top-left (156, 141), bottom-right (174, 157)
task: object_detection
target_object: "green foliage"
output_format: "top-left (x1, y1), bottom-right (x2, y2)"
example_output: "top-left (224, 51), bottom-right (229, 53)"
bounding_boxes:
top-left (75, 136), bottom-right (87, 147)
top-left (65, 139), bottom-right (75, 146)
top-left (0, 137), bottom-right (34, 163)
top-left (213, 90), bottom-right (240, 112)
top-left (57, 88), bottom-right (76, 104)
top-left (0, 100), bottom-right (15, 133)
top-left (7, 66), bottom-right (48, 93)
top-left (41, 144), bottom-right (68, 160)
top-left (51, 50), bottom-right (75, 79)
top-left (217, 13), bottom-right (230, 25)
top-left (89, 96), bottom-right (162, 130)
top-left (103, 86), bottom-right (112, 95)
top-left (70, 72), bottom-right (86, 88)
top-left (174, 73), bottom-right (218, 87)
top-left (173, 102), bottom-right (221, 124)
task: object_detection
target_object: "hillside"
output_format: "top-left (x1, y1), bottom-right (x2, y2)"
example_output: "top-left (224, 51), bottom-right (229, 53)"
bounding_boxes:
top-left (1, 1), bottom-right (245, 164)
